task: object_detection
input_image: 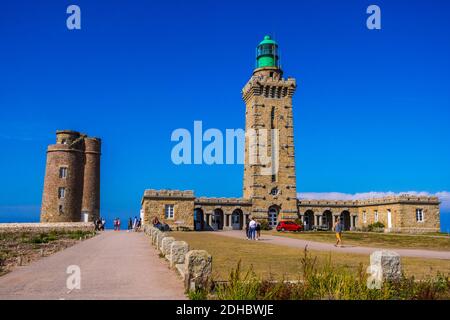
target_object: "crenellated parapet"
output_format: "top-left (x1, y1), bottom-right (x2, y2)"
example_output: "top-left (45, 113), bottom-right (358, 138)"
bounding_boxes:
top-left (142, 189), bottom-right (195, 200)
top-left (242, 73), bottom-right (296, 103)
top-left (298, 195), bottom-right (440, 209)
top-left (194, 197), bottom-right (252, 206)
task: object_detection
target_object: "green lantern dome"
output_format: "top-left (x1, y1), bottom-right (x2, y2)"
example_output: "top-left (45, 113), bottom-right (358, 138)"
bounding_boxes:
top-left (256, 35), bottom-right (279, 69)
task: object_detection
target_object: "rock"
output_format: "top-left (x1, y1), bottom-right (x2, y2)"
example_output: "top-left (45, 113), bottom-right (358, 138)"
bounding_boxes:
top-left (156, 232), bottom-right (167, 251)
top-left (184, 250), bottom-right (212, 291)
top-left (370, 250), bottom-right (402, 282)
top-left (161, 237), bottom-right (175, 255)
top-left (170, 241), bottom-right (189, 268)
top-left (152, 229), bottom-right (160, 246)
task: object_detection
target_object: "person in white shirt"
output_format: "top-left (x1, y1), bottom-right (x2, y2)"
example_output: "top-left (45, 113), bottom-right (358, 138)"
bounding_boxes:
top-left (249, 218), bottom-right (257, 240)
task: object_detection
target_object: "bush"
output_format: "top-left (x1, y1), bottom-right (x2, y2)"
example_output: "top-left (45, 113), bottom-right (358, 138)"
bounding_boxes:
top-left (259, 220), bottom-right (272, 230)
top-left (187, 288), bottom-right (208, 300)
top-left (368, 222), bottom-right (385, 232)
top-left (294, 218), bottom-right (303, 226)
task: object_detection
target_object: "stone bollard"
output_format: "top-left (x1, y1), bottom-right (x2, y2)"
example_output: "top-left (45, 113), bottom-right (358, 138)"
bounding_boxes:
top-left (157, 232), bottom-right (167, 251)
top-left (369, 250), bottom-right (402, 282)
top-left (152, 229), bottom-right (160, 246)
top-left (170, 241), bottom-right (189, 268)
top-left (184, 250), bottom-right (212, 291)
top-left (161, 237), bottom-right (175, 255)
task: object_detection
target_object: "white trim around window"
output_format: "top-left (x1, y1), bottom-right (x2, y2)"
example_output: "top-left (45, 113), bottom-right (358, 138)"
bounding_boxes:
top-left (58, 187), bottom-right (66, 199)
top-left (416, 208), bottom-right (424, 222)
top-left (165, 204), bottom-right (174, 219)
top-left (59, 167), bottom-right (68, 179)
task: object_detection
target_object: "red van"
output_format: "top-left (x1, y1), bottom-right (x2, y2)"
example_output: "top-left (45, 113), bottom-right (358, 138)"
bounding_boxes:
top-left (276, 221), bottom-right (303, 232)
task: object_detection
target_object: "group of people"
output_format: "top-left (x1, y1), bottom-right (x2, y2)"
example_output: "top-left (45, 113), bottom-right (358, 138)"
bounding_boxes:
top-left (94, 217), bottom-right (106, 231)
top-left (245, 217), bottom-right (261, 240)
top-left (151, 216), bottom-right (170, 231)
top-left (113, 218), bottom-right (122, 231)
top-left (127, 216), bottom-right (142, 232)
top-left (242, 216), bottom-right (345, 247)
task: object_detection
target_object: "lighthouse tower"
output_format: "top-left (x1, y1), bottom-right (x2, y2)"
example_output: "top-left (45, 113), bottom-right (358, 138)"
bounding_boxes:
top-left (40, 130), bottom-right (101, 223)
top-left (242, 36), bottom-right (298, 227)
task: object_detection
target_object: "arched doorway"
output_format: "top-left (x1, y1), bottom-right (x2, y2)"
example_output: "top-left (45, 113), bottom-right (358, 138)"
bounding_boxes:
top-left (268, 205), bottom-right (280, 228)
top-left (194, 208), bottom-right (204, 231)
top-left (212, 209), bottom-right (224, 231)
top-left (340, 210), bottom-right (351, 231)
top-left (303, 210), bottom-right (314, 231)
top-left (231, 209), bottom-right (243, 230)
top-left (323, 210), bottom-right (333, 230)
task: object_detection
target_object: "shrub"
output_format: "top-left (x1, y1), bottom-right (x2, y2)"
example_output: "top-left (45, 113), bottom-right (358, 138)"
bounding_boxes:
top-left (187, 288), bottom-right (208, 300)
top-left (368, 222), bottom-right (385, 232)
top-left (259, 220), bottom-right (272, 231)
top-left (294, 218), bottom-right (303, 226)
top-left (215, 261), bottom-right (261, 300)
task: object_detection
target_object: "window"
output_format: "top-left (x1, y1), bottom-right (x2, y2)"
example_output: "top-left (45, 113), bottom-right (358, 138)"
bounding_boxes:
top-left (165, 204), bottom-right (174, 219)
top-left (58, 187), bottom-right (65, 199)
top-left (374, 210), bottom-right (378, 222)
top-left (271, 174), bottom-right (277, 183)
top-left (270, 106), bottom-right (275, 129)
top-left (59, 167), bottom-right (67, 179)
top-left (59, 205), bottom-right (64, 214)
top-left (270, 187), bottom-right (278, 195)
top-left (416, 208), bottom-right (424, 222)
top-left (363, 211), bottom-right (367, 224)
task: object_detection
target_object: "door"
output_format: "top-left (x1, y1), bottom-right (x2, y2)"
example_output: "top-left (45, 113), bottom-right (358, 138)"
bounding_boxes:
top-left (231, 211), bottom-right (242, 230)
top-left (82, 212), bottom-right (89, 223)
top-left (268, 208), bottom-right (278, 228)
top-left (194, 209), bottom-right (204, 231)
top-left (387, 209), bottom-right (392, 229)
top-left (212, 210), bottom-right (223, 231)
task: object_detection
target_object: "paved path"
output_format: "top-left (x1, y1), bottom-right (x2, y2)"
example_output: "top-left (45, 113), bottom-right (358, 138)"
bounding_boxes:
top-left (212, 230), bottom-right (450, 260)
top-left (0, 231), bottom-right (186, 299)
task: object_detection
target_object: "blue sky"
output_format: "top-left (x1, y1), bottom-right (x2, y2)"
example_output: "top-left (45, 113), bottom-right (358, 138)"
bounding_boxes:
top-left (0, 0), bottom-right (449, 230)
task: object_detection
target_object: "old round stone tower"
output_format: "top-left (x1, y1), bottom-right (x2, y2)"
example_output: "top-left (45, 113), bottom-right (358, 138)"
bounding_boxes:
top-left (40, 130), bottom-right (101, 223)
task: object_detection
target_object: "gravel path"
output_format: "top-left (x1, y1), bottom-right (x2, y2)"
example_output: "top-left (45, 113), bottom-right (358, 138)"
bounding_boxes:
top-left (213, 230), bottom-right (450, 260)
top-left (0, 231), bottom-right (186, 299)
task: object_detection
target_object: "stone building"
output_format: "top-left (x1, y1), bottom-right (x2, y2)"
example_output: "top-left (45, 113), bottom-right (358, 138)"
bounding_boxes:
top-left (140, 35), bottom-right (440, 233)
top-left (40, 130), bottom-right (101, 223)
top-left (298, 196), bottom-right (440, 233)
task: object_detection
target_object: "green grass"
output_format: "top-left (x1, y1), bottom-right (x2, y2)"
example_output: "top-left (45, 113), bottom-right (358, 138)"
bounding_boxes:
top-left (267, 230), bottom-right (450, 251)
top-left (171, 232), bottom-right (450, 281)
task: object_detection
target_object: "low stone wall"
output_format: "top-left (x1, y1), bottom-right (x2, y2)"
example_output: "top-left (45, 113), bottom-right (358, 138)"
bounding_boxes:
top-left (143, 224), bottom-right (212, 291)
top-left (0, 222), bottom-right (95, 234)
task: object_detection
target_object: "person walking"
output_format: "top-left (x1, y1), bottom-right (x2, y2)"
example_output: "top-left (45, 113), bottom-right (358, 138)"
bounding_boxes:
top-left (137, 218), bottom-right (142, 231)
top-left (127, 218), bottom-right (133, 232)
top-left (113, 218), bottom-right (117, 231)
top-left (101, 217), bottom-right (106, 231)
top-left (249, 218), bottom-right (257, 240)
top-left (133, 216), bottom-right (138, 231)
top-left (117, 218), bottom-right (121, 231)
top-left (245, 220), bottom-right (250, 240)
top-left (334, 217), bottom-right (343, 247)
top-left (255, 221), bottom-right (261, 240)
